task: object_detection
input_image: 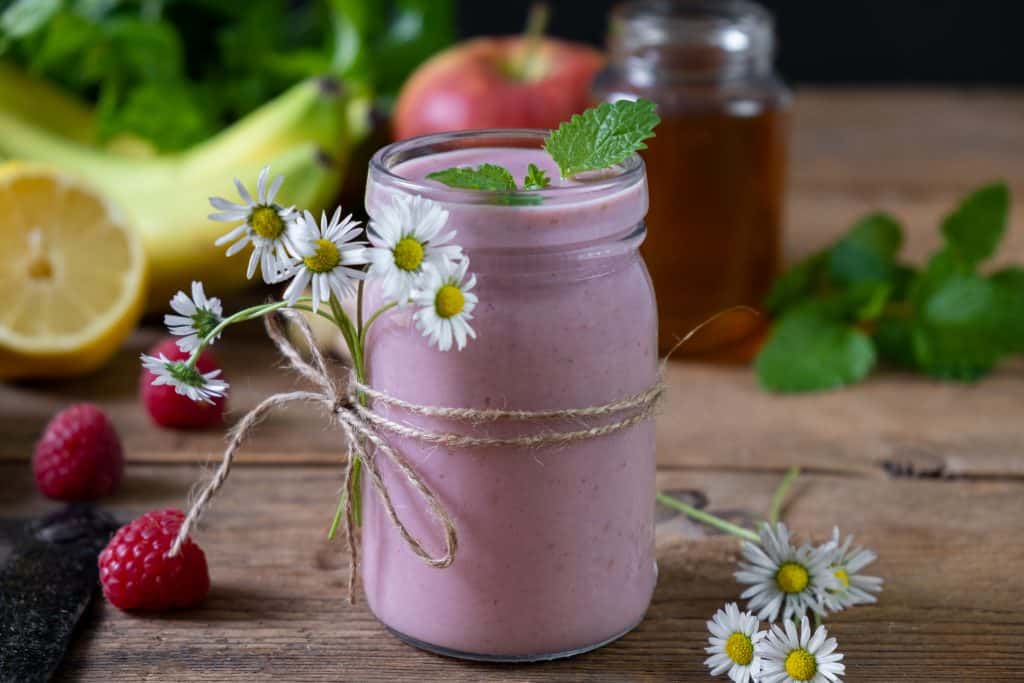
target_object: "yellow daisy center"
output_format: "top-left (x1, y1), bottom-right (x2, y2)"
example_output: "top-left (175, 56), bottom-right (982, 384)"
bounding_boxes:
top-left (250, 205), bottom-right (286, 240)
top-left (784, 648), bottom-right (817, 681)
top-left (834, 568), bottom-right (850, 588)
top-left (435, 284), bottom-right (464, 318)
top-left (393, 236), bottom-right (425, 271)
top-left (304, 239), bottom-right (341, 273)
top-left (776, 562), bottom-right (810, 594)
top-left (725, 632), bottom-right (754, 666)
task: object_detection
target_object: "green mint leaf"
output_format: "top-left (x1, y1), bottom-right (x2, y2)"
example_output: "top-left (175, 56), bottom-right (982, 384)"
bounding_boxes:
top-left (427, 164), bottom-right (518, 192)
top-left (1, 0), bottom-right (59, 38)
top-left (755, 306), bottom-right (876, 393)
top-left (492, 193), bottom-right (543, 206)
top-left (522, 163), bottom-right (550, 191)
top-left (991, 267), bottom-right (1024, 353)
top-left (827, 212), bottom-right (903, 285)
top-left (911, 274), bottom-right (1005, 381)
top-left (941, 181), bottom-right (1009, 266)
top-left (922, 274), bottom-right (995, 326)
top-left (841, 281), bottom-right (892, 322)
top-left (763, 252), bottom-right (828, 315)
top-left (544, 99), bottom-right (660, 178)
top-left (873, 315), bottom-right (917, 369)
top-left (992, 266), bottom-right (1024, 295)
top-left (911, 327), bottom-right (1000, 382)
top-left (908, 249), bottom-right (972, 307)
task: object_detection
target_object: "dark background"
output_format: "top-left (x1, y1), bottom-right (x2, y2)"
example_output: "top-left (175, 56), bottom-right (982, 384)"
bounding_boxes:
top-left (457, 0), bottom-right (1023, 84)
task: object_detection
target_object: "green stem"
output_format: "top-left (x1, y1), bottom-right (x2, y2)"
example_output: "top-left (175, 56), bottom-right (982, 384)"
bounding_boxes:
top-left (326, 486), bottom-right (348, 541)
top-left (326, 293), bottom-right (371, 537)
top-left (508, 3), bottom-right (549, 80)
top-left (768, 466), bottom-right (801, 525)
top-left (286, 302), bottom-right (342, 326)
top-left (186, 297), bottom-right (316, 367)
top-left (356, 279), bottom-right (365, 339)
top-left (656, 493), bottom-right (760, 543)
top-left (358, 302), bottom-right (397, 350)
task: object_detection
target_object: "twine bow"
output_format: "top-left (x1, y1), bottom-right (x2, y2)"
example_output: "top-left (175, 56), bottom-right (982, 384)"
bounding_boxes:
top-left (169, 309), bottom-right (666, 603)
top-left (169, 311), bottom-right (458, 603)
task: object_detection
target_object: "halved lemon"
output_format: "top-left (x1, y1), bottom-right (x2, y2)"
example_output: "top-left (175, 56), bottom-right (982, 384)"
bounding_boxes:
top-left (0, 162), bottom-right (146, 379)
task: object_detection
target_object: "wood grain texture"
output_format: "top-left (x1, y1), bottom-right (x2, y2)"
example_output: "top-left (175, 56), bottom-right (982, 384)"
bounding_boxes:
top-left (3, 465), bottom-right (1021, 682)
top-left (2, 90), bottom-right (1024, 681)
top-left (3, 331), bottom-right (1022, 479)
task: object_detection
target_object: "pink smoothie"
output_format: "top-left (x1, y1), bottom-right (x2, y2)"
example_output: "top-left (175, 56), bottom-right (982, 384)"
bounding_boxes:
top-left (361, 138), bottom-right (657, 659)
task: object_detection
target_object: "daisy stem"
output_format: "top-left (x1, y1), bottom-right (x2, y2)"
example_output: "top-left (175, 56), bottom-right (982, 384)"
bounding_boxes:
top-left (358, 302), bottom-right (398, 351)
top-left (287, 303), bottom-right (343, 327)
top-left (327, 486), bottom-right (348, 541)
top-left (327, 294), bottom-right (366, 535)
top-left (185, 298), bottom-right (314, 367)
top-left (656, 493), bottom-right (760, 543)
top-left (768, 466), bottom-right (801, 525)
top-left (356, 280), bottom-right (365, 338)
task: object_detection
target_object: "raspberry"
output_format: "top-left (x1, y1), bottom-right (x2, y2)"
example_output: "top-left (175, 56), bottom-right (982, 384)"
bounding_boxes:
top-left (98, 508), bottom-right (210, 610)
top-left (140, 337), bottom-right (227, 429)
top-left (33, 403), bottom-right (124, 501)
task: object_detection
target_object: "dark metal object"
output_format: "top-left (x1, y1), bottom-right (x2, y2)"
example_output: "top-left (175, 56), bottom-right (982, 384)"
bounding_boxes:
top-left (0, 505), bottom-right (118, 683)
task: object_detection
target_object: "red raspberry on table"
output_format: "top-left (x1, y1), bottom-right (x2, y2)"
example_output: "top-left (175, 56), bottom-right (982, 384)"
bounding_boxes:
top-left (33, 403), bottom-right (124, 501)
top-left (98, 508), bottom-right (210, 610)
top-left (140, 337), bottom-right (227, 429)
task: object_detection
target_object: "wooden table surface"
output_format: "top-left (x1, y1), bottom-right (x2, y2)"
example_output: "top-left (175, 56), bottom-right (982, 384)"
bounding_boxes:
top-left (3, 90), bottom-right (1024, 682)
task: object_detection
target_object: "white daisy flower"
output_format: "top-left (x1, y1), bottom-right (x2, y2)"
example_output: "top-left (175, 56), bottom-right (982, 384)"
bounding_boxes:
top-left (821, 527), bottom-right (883, 612)
top-left (282, 207), bottom-right (369, 313)
top-left (735, 523), bottom-right (836, 623)
top-left (705, 602), bottom-right (766, 683)
top-left (164, 281), bottom-right (224, 353)
top-left (412, 258), bottom-right (478, 352)
top-left (141, 354), bottom-right (229, 404)
top-left (209, 165), bottom-right (297, 283)
top-left (365, 193), bottom-right (463, 303)
top-left (757, 616), bottom-right (845, 683)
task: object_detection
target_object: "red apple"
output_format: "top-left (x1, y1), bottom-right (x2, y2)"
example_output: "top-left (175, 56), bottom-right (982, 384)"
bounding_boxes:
top-left (393, 36), bottom-right (604, 140)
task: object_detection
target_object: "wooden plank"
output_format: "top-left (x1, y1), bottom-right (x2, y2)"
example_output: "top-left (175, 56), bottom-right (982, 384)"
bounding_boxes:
top-left (3, 330), bottom-right (1022, 478)
top-left (2, 463), bottom-right (1020, 681)
top-left (788, 90), bottom-right (1024, 265)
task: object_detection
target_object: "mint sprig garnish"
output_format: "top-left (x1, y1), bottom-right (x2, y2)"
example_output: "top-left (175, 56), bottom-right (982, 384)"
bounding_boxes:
top-left (426, 164), bottom-right (517, 192)
top-left (425, 100), bottom-right (659, 201)
top-left (757, 181), bottom-right (1024, 392)
top-left (522, 163), bottom-right (550, 190)
top-left (544, 99), bottom-right (659, 178)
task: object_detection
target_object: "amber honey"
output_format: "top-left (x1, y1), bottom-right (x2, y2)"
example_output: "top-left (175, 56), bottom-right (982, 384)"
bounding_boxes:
top-left (641, 105), bottom-right (788, 354)
top-left (593, 0), bottom-right (790, 357)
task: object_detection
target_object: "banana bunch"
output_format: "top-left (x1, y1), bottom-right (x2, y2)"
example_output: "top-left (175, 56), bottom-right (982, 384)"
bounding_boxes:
top-left (0, 63), bottom-right (371, 308)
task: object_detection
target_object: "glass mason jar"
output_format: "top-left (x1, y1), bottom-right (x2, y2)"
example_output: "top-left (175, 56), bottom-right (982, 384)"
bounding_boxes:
top-left (360, 130), bottom-right (658, 661)
top-left (593, 0), bottom-right (790, 356)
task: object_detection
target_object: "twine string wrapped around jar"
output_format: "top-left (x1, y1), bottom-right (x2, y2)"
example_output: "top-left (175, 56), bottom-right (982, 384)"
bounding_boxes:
top-left (167, 309), bottom-right (666, 603)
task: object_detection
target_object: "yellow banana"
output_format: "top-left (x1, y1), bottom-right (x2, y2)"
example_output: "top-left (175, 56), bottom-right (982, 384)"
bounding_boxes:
top-left (0, 71), bottom-right (372, 307)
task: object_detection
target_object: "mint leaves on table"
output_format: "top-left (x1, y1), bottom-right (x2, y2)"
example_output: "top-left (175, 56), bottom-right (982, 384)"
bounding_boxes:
top-left (426, 99), bottom-right (658, 200)
top-left (757, 181), bottom-right (1024, 392)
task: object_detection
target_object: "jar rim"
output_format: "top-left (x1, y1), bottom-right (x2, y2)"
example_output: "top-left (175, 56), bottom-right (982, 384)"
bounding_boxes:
top-left (612, 0), bottom-right (772, 29)
top-left (368, 128), bottom-right (646, 208)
